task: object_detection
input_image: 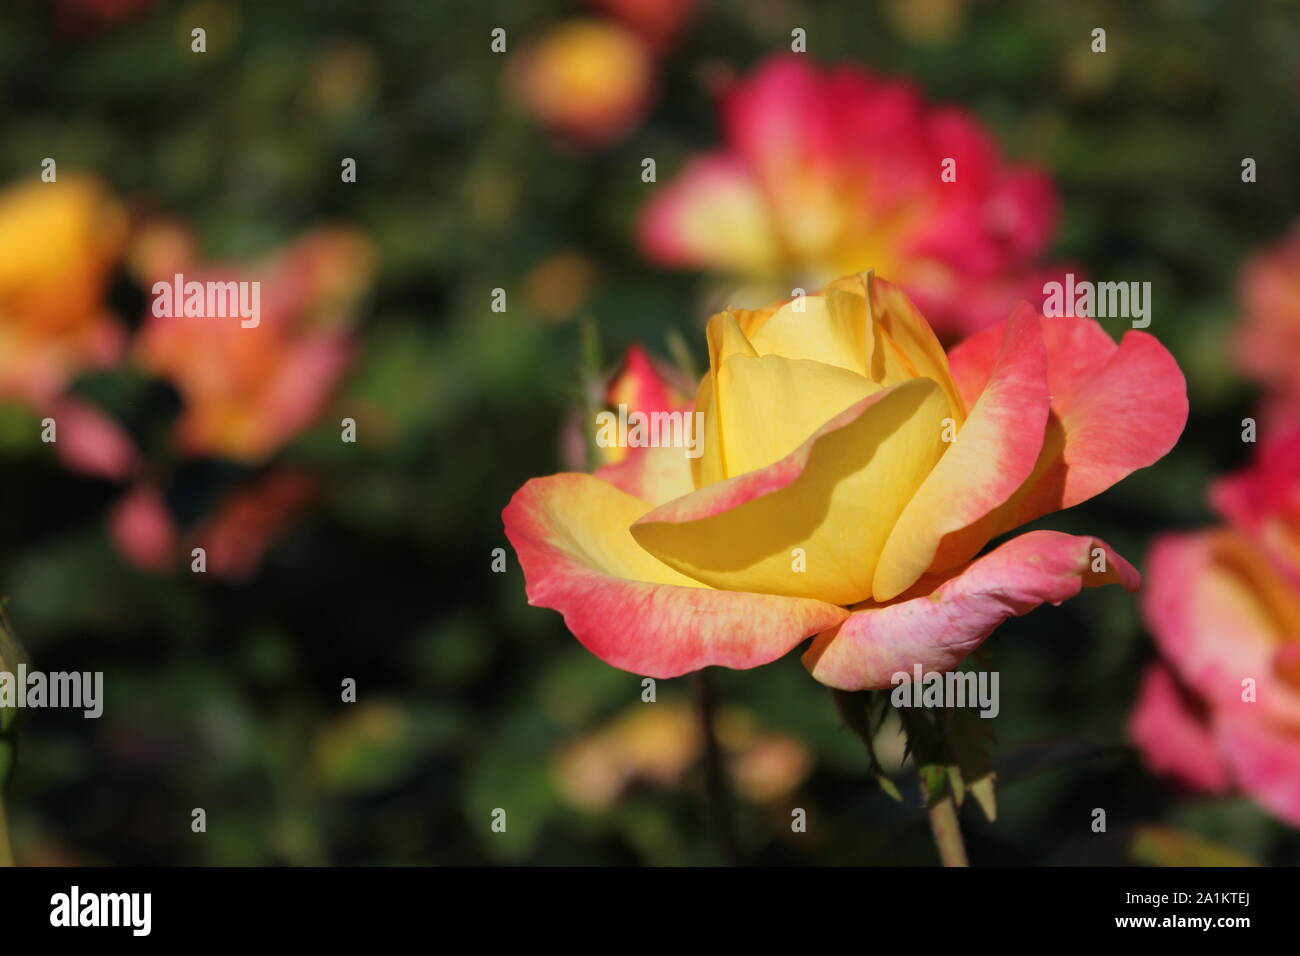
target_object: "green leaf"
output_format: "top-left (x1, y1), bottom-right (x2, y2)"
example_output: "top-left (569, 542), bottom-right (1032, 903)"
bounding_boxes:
top-left (896, 705), bottom-right (954, 808)
top-left (945, 706), bottom-right (997, 822)
top-left (917, 762), bottom-right (951, 805)
top-left (947, 762), bottom-right (966, 809)
top-left (832, 690), bottom-right (903, 801)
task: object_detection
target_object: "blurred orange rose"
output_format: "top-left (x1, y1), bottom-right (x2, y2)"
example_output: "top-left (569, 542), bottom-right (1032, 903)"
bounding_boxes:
top-left (0, 175), bottom-right (128, 404)
top-left (134, 227), bottom-right (375, 463)
top-left (510, 19), bottom-right (654, 148)
top-left (0, 175), bottom-right (139, 481)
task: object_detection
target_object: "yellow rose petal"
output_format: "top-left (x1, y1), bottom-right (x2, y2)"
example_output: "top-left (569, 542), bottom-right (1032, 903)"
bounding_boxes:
top-left (745, 294), bottom-right (869, 376)
top-left (715, 352), bottom-right (881, 477)
top-left (632, 378), bottom-right (949, 605)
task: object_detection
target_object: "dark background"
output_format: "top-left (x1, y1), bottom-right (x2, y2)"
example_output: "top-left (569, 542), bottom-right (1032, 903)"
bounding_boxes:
top-left (0, 0), bottom-right (1297, 865)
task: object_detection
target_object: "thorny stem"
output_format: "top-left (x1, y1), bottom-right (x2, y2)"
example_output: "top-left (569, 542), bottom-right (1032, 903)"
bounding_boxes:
top-left (839, 690), bottom-right (970, 867)
top-left (922, 785), bottom-right (969, 868)
top-left (901, 704), bottom-right (971, 868)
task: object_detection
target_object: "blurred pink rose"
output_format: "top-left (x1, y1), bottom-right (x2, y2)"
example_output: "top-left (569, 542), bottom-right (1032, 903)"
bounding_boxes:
top-left (110, 468), bottom-right (319, 580)
top-left (134, 227), bottom-right (374, 463)
top-left (1235, 225), bottom-right (1300, 425)
top-left (48, 395), bottom-right (138, 482)
top-left (560, 343), bottom-right (690, 473)
top-left (191, 468), bottom-right (319, 581)
top-left (108, 225), bottom-right (372, 577)
top-left (109, 483), bottom-right (177, 572)
top-left (639, 56), bottom-right (1069, 340)
top-left (1134, 430), bottom-right (1300, 826)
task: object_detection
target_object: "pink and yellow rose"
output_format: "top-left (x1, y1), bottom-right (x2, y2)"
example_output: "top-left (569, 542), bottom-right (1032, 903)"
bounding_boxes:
top-left (505, 274), bottom-right (1186, 688)
top-left (640, 57), bottom-right (1069, 340)
top-left (1132, 430), bottom-right (1300, 826)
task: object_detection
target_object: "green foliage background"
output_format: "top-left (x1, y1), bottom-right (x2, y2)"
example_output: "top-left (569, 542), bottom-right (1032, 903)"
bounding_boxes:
top-left (1, 0), bottom-right (1298, 865)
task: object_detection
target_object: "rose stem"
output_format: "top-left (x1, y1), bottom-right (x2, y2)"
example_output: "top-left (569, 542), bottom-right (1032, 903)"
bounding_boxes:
top-left (842, 692), bottom-right (969, 867)
top-left (904, 706), bottom-right (969, 868)
top-left (693, 670), bottom-right (741, 865)
top-left (923, 787), bottom-right (969, 868)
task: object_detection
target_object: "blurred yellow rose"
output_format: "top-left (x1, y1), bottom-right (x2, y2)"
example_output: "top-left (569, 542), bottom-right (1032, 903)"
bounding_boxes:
top-left (0, 175), bottom-right (127, 403)
top-left (510, 19), bottom-right (653, 147)
top-left (552, 699), bottom-right (810, 810)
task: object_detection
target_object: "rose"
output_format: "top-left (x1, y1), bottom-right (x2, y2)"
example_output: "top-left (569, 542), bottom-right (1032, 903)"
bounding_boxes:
top-left (0, 175), bottom-right (140, 481)
top-left (1132, 430), bottom-right (1300, 826)
top-left (638, 56), bottom-right (1073, 340)
top-left (509, 19), bottom-right (655, 148)
top-left (505, 274), bottom-right (1187, 688)
top-left (134, 227), bottom-right (373, 463)
top-left (0, 175), bottom-right (127, 404)
top-left (1234, 223), bottom-right (1300, 428)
